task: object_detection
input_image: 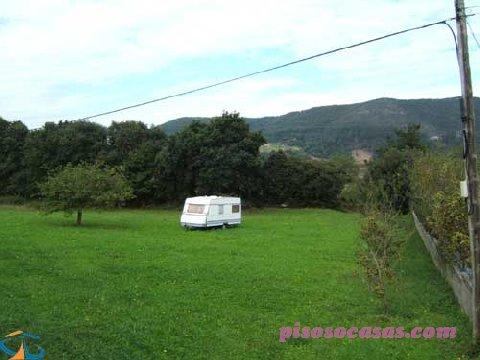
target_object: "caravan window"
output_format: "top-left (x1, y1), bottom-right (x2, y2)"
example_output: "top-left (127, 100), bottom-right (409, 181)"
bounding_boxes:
top-left (187, 204), bottom-right (205, 214)
top-left (232, 204), bottom-right (240, 213)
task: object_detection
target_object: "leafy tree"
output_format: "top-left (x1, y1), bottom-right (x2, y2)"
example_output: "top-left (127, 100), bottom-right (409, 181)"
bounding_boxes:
top-left (0, 118), bottom-right (28, 196)
top-left (154, 113), bottom-right (265, 202)
top-left (106, 121), bottom-right (167, 204)
top-left (196, 112), bottom-right (265, 199)
top-left (393, 123), bottom-right (426, 152)
top-left (24, 121), bottom-right (107, 195)
top-left (153, 121), bottom-right (208, 201)
top-left (365, 147), bottom-right (410, 213)
top-left (40, 163), bottom-right (133, 225)
top-left (363, 123), bottom-right (426, 213)
top-left (261, 151), bottom-right (354, 207)
top-left (107, 121), bottom-right (159, 163)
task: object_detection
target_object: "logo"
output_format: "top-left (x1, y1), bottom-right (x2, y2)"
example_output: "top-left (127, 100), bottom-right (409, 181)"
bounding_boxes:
top-left (0, 331), bottom-right (45, 360)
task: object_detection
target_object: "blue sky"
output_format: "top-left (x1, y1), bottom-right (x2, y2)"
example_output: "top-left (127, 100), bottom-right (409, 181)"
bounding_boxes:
top-left (1, 0), bottom-right (480, 128)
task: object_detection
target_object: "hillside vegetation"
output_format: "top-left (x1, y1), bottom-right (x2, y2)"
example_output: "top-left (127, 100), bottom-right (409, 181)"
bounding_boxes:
top-left (0, 113), bottom-right (355, 207)
top-left (162, 97), bottom-right (480, 156)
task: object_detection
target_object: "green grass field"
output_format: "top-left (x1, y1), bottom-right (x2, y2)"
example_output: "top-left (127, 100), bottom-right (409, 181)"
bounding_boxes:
top-left (0, 206), bottom-right (474, 359)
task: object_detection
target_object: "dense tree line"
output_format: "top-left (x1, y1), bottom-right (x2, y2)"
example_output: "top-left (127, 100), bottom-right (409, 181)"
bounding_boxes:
top-left (341, 124), bottom-right (426, 214)
top-left (0, 113), bottom-right (354, 207)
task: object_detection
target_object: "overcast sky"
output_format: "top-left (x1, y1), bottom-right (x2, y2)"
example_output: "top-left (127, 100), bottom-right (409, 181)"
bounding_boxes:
top-left (2, 0), bottom-right (480, 128)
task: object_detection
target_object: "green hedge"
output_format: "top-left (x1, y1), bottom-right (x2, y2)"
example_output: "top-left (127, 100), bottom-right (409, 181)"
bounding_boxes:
top-left (409, 153), bottom-right (470, 266)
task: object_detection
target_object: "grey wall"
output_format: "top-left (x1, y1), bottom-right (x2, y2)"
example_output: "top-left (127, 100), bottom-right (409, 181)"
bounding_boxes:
top-left (412, 212), bottom-right (473, 321)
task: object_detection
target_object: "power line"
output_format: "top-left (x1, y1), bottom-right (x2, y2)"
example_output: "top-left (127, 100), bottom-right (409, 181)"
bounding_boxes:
top-left (76, 15), bottom-right (475, 121)
top-left (467, 19), bottom-right (480, 49)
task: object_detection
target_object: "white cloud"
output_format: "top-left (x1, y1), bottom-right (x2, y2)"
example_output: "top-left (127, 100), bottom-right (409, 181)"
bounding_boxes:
top-left (0, 0), bottom-right (477, 127)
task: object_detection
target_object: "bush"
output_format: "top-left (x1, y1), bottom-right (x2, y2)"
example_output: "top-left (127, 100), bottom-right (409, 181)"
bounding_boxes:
top-left (363, 147), bottom-right (411, 214)
top-left (261, 151), bottom-right (355, 207)
top-left (339, 182), bottom-right (363, 211)
top-left (409, 152), bottom-right (469, 266)
top-left (428, 191), bottom-right (470, 266)
top-left (357, 211), bottom-right (403, 313)
top-left (344, 124), bottom-right (425, 214)
top-left (340, 177), bottom-right (395, 214)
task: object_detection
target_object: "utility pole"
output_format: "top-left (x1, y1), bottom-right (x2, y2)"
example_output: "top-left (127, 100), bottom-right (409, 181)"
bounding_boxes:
top-left (455, 0), bottom-right (480, 342)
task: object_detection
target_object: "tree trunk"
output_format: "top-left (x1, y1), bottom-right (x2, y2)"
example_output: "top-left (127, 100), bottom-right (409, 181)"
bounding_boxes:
top-left (76, 210), bottom-right (83, 225)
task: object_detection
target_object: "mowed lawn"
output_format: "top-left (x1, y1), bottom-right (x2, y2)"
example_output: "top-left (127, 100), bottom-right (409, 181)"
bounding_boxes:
top-left (0, 206), bottom-right (473, 359)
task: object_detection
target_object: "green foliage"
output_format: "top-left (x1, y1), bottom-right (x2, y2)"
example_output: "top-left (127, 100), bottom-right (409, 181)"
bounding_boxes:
top-left (152, 113), bottom-right (353, 207)
top-left (4, 119), bottom-right (166, 204)
top-left (106, 121), bottom-right (165, 163)
top-left (429, 192), bottom-right (470, 265)
top-left (24, 120), bottom-right (108, 195)
top-left (0, 117), bottom-right (28, 195)
top-left (340, 180), bottom-right (375, 212)
top-left (259, 143), bottom-right (308, 158)
top-left (393, 123), bottom-right (426, 152)
top-left (162, 97), bottom-right (480, 156)
top-left (153, 112), bottom-right (266, 202)
top-left (40, 163), bottom-right (133, 224)
top-left (409, 152), bottom-right (469, 266)
top-left (106, 121), bottom-right (167, 204)
top-left (365, 147), bottom-right (411, 213)
top-left (196, 112), bottom-right (265, 198)
top-left (358, 211), bottom-right (403, 313)
top-left (346, 124), bottom-right (425, 214)
top-left (1, 112), bottom-right (356, 207)
top-left (261, 151), bottom-right (355, 207)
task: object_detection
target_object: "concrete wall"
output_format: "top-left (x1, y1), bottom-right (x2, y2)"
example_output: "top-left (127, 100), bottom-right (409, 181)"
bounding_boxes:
top-left (412, 212), bottom-right (473, 321)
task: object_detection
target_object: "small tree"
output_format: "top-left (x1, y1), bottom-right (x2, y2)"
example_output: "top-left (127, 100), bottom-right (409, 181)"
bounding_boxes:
top-left (40, 163), bottom-right (133, 225)
top-left (357, 211), bottom-right (403, 313)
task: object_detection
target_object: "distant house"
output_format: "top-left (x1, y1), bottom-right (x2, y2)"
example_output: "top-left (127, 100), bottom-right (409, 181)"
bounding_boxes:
top-left (351, 149), bottom-right (373, 165)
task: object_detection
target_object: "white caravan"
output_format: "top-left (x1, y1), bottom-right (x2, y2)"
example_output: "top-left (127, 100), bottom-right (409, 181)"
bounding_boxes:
top-left (180, 196), bottom-right (241, 228)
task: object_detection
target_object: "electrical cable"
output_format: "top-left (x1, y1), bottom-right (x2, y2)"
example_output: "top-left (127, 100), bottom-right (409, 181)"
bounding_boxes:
top-left (467, 19), bottom-right (480, 49)
top-left (75, 15), bottom-right (475, 121)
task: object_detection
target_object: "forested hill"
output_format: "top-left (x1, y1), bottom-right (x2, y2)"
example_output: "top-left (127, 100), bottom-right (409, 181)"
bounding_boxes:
top-left (161, 97), bottom-right (480, 156)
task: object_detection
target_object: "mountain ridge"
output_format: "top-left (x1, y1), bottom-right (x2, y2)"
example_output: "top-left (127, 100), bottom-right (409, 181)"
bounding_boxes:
top-left (161, 97), bottom-right (480, 156)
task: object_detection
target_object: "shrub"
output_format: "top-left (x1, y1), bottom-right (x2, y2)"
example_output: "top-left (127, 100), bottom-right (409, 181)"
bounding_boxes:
top-left (428, 191), bottom-right (470, 266)
top-left (261, 151), bottom-right (355, 207)
top-left (358, 211), bottom-right (403, 313)
top-left (409, 152), bottom-right (469, 266)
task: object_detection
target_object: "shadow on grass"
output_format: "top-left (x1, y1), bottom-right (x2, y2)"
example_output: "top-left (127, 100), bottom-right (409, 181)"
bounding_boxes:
top-left (185, 225), bottom-right (241, 232)
top-left (42, 217), bottom-right (138, 231)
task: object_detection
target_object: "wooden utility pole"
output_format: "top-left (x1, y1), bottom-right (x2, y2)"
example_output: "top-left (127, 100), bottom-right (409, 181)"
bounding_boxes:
top-left (455, 0), bottom-right (480, 342)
